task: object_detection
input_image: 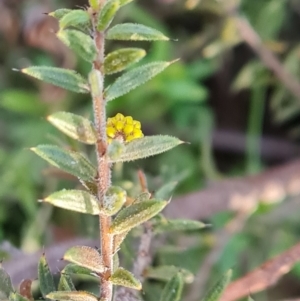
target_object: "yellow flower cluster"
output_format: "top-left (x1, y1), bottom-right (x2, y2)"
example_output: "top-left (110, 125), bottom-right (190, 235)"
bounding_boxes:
top-left (106, 113), bottom-right (143, 143)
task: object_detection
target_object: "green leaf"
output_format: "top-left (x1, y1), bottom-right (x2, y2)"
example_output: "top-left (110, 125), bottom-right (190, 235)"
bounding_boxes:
top-left (146, 266), bottom-right (194, 283)
top-left (133, 192), bottom-right (151, 203)
top-left (107, 140), bottom-right (125, 161)
top-left (248, 296), bottom-right (255, 301)
top-left (31, 145), bottom-right (97, 181)
top-left (38, 254), bottom-right (56, 297)
top-left (106, 23), bottom-right (169, 41)
top-left (159, 273), bottom-right (184, 301)
top-left (43, 190), bottom-right (100, 215)
top-left (88, 70), bottom-right (104, 101)
top-left (97, 0), bottom-right (120, 30)
top-left (58, 274), bottom-right (76, 291)
top-left (59, 10), bottom-right (90, 30)
top-left (47, 112), bottom-right (97, 144)
top-left (101, 186), bottom-right (127, 216)
top-left (49, 9), bottom-right (72, 20)
top-left (21, 67), bottom-right (89, 94)
top-left (104, 48), bottom-right (146, 75)
top-left (113, 253), bottom-right (120, 271)
top-left (9, 293), bottom-right (30, 301)
top-left (109, 135), bottom-right (183, 163)
top-left (109, 268), bottom-right (141, 290)
top-left (202, 269), bottom-right (232, 301)
top-left (155, 181), bottom-right (178, 200)
top-left (62, 264), bottom-right (97, 277)
top-left (47, 291), bottom-right (98, 301)
top-left (97, 0), bottom-right (134, 31)
top-left (110, 200), bottom-right (167, 234)
top-left (57, 30), bottom-right (96, 63)
top-left (105, 61), bottom-right (175, 101)
top-left (153, 218), bottom-right (207, 233)
top-left (0, 266), bottom-right (13, 298)
top-left (64, 246), bottom-right (104, 273)
top-left (89, 0), bottom-right (100, 10)
top-left (113, 231), bottom-right (129, 253)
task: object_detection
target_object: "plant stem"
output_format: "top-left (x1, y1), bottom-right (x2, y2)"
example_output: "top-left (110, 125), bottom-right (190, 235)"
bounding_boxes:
top-left (91, 4), bottom-right (113, 301)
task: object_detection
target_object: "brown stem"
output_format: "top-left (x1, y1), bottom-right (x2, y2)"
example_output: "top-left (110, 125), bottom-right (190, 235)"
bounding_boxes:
top-left (222, 2), bottom-right (300, 102)
top-left (91, 5), bottom-right (113, 301)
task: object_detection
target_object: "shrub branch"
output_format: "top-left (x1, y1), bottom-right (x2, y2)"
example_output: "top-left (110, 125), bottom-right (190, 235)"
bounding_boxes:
top-left (92, 4), bottom-right (113, 301)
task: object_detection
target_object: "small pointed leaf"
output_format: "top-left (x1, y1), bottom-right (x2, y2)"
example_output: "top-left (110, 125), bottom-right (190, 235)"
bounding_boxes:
top-left (107, 140), bottom-right (125, 161)
top-left (31, 145), bottom-right (97, 181)
top-left (57, 30), bottom-right (96, 62)
top-left (105, 61), bottom-right (174, 101)
top-left (88, 69), bottom-right (103, 98)
top-left (113, 253), bottom-right (120, 271)
top-left (109, 135), bottom-right (183, 163)
top-left (109, 268), bottom-right (141, 290)
top-left (64, 246), bottom-right (104, 273)
top-left (146, 266), bottom-right (194, 283)
top-left (110, 200), bottom-right (167, 234)
top-left (153, 218), bottom-right (207, 234)
top-left (202, 269), bottom-right (232, 301)
top-left (101, 186), bottom-right (127, 216)
top-left (59, 10), bottom-right (90, 30)
top-left (62, 264), bottom-right (98, 277)
top-left (155, 181), bottom-right (178, 200)
top-left (38, 255), bottom-right (55, 297)
top-left (89, 0), bottom-right (100, 10)
top-left (58, 274), bottom-right (76, 291)
top-left (49, 9), bottom-right (72, 20)
top-left (106, 23), bottom-right (169, 41)
top-left (133, 192), bottom-right (151, 204)
top-left (159, 273), bottom-right (184, 301)
top-left (248, 297), bottom-right (255, 301)
top-left (104, 48), bottom-right (146, 75)
top-left (97, 0), bottom-right (120, 31)
top-left (97, 0), bottom-right (134, 30)
top-left (47, 291), bottom-right (98, 301)
top-left (43, 190), bottom-right (100, 215)
top-left (9, 293), bottom-right (29, 301)
top-left (113, 231), bottom-right (129, 253)
top-left (21, 67), bottom-right (89, 93)
top-left (48, 112), bottom-right (97, 144)
top-left (0, 266), bottom-right (13, 298)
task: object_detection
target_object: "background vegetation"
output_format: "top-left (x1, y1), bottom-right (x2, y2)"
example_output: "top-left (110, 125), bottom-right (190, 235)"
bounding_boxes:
top-left (1, 0), bottom-right (300, 300)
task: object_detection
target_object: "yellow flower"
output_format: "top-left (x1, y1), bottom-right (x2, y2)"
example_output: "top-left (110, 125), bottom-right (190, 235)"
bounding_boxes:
top-left (106, 113), bottom-right (143, 143)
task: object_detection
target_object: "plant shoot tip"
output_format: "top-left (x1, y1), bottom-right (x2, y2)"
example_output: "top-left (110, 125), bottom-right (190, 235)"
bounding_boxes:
top-left (170, 58), bottom-right (180, 64)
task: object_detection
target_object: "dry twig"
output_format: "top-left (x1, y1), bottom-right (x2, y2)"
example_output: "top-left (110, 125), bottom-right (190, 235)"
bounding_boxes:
top-left (224, 2), bottom-right (300, 101)
top-left (166, 159), bottom-right (300, 220)
top-left (220, 242), bottom-right (300, 301)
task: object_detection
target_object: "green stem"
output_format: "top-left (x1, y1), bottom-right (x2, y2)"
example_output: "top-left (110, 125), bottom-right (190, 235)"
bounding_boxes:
top-left (91, 3), bottom-right (113, 301)
top-left (246, 84), bottom-right (266, 174)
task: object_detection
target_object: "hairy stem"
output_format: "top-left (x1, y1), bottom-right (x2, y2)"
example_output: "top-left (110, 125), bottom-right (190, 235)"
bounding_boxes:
top-left (91, 4), bottom-right (113, 301)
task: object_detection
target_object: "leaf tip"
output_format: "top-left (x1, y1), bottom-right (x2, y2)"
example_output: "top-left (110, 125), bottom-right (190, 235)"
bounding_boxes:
top-left (226, 269), bottom-right (233, 277)
top-left (180, 139), bottom-right (190, 145)
top-left (169, 58), bottom-right (180, 65)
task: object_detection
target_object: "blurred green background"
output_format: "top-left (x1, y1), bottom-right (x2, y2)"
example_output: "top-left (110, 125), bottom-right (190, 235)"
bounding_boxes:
top-left (1, 0), bottom-right (300, 300)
